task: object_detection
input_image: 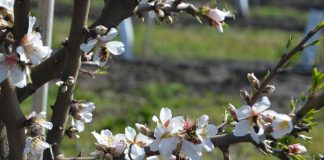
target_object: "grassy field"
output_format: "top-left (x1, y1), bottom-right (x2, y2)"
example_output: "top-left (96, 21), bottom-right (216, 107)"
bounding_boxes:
top-left (21, 2), bottom-right (324, 159)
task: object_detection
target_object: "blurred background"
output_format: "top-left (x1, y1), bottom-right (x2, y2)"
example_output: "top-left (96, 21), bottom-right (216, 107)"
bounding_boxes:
top-left (22, 0), bottom-right (324, 159)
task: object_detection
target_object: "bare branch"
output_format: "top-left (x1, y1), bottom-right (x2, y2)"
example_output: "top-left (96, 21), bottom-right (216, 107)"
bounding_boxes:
top-left (43, 0), bottom-right (91, 159)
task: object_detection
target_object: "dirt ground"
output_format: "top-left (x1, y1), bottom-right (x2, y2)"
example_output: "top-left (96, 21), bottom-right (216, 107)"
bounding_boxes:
top-left (79, 57), bottom-right (320, 111)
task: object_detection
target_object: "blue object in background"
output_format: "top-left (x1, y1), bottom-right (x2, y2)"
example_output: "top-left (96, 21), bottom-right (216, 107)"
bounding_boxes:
top-left (118, 18), bottom-right (134, 61)
top-left (298, 9), bottom-right (324, 72)
top-left (236, 0), bottom-right (249, 18)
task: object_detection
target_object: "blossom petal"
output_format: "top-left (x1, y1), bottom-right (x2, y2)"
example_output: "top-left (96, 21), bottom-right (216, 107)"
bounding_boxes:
top-left (149, 138), bottom-right (160, 152)
top-left (136, 133), bottom-right (153, 146)
top-left (250, 124), bottom-right (264, 144)
top-left (207, 124), bottom-right (218, 137)
top-left (202, 138), bottom-right (214, 152)
top-left (233, 120), bottom-right (250, 137)
top-left (181, 140), bottom-right (203, 160)
top-left (80, 39), bottom-right (97, 53)
top-left (160, 108), bottom-right (172, 126)
top-left (28, 16), bottom-right (36, 34)
top-left (253, 96), bottom-right (270, 113)
top-left (236, 105), bottom-right (251, 120)
top-left (40, 121), bottom-right (53, 130)
top-left (10, 67), bottom-right (27, 88)
top-left (92, 131), bottom-right (107, 145)
top-left (197, 115), bottom-right (209, 127)
top-left (125, 126), bottom-right (137, 142)
top-left (130, 144), bottom-right (145, 160)
top-left (160, 137), bottom-right (179, 160)
top-left (92, 49), bottom-right (107, 67)
top-left (106, 41), bottom-right (125, 55)
top-left (0, 60), bottom-right (8, 84)
top-left (101, 28), bottom-right (118, 42)
top-left (72, 119), bottom-right (85, 132)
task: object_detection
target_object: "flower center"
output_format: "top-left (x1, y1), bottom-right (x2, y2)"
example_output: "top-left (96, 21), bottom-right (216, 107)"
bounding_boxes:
top-left (279, 120), bottom-right (289, 130)
top-left (5, 55), bottom-right (18, 68)
top-left (105, 136), bottom-right (115, 144)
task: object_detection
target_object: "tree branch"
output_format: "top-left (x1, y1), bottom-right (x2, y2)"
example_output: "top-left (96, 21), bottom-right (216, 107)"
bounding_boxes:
top-left (43, 0), bottom-right (91, 159)
top-left (0, 80), bottom-right (27, 160)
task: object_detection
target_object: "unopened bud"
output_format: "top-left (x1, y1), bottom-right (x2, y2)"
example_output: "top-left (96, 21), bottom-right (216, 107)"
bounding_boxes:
top-left (55, 81), bottom-right (64, 87)
top-left (247, 73), bottom-right (260, 89)
top-left (264, 85), bottom-right (275, 94)
top-left (65, 127), bottom-right (80, 139)
top-left (288, 143), bottom-right (307, 154)
top-left (135, 123), bottom-right (153, 137)
top-left (228, 103), bottom-right (238, 121)
top-left (165, 16), bottom-right (173, 24)
top-left (95, 25), bottom-right (108, 35)
top-left (66, 76), bottom-right (75, 86)
top-left (157, 9), bottom-right (165, 18)
top-left (240, 89), bottom-right (250, 100)
top-left (61, 85), bottom-right (68, 93)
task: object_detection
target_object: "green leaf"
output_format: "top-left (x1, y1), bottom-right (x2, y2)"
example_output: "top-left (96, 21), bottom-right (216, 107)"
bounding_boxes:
top-left (209, 0), bottom-right (217, 8)
top-left (285, 35), bottom-right (293, 52)
top-left (290, 97), bottom-right (297, 113)
top-left (314, 20), bottom-right (324, 31)
top-left (263, 70), bottom-right (270, 80)
top-left (304, 38), bottom-right (322, 48)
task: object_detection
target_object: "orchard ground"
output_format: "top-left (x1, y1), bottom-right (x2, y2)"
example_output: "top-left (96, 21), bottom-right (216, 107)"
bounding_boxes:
top-left (22, 0), bottom-right (324, 159)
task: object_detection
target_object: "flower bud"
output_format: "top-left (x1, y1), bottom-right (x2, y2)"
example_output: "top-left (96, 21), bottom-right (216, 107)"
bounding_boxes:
top-left (66, 76), bottom-right (75, 86)
top-left (55, 81), bottom-right (64, 87)
top-left (60, 85), bottom-right (68, 93)
top-left (228, 103), bottom-right (238, 121)
top-left (135, 123), bottom-right (153, 137)
top-left (157, 9), bottom-right (165, 18)
top-left (247, 73), bottom-right (260, 89)
top-left (264, 85), bottom-right (275, 94)
top-left (95, 25), bottom-right (108, 35)
top-left (240, 89), bottom-right (250, 100)
top-left (65, 127), bottom-right (80, 139)
top-left (165, 16), bottom-right (173, 24)
top-left (288, 143), bottom-right (307, 154)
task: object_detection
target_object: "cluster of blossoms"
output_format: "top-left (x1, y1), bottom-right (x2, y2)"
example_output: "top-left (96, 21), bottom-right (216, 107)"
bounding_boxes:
top-left (80, 26), bottom-right (125, 67)
top-left (91, 107), bottom-right (218, 160)
top-left (24, 111), bottom-right (53, 156)
top-left (0, 12), bottom-right (52, 87)
top-left (136, 0), bottom-right (232, 33)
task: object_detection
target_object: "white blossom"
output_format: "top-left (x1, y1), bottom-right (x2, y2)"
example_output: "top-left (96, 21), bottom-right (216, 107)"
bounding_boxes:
top-left (124, 127), bottom-right (153, 160)
top-left (26, 111), bottom-right (53, 131)
top-left (0, 52), bottom-right (28, 88)
top-left (23, 137), bottom-right (50, 156)
top-left (91, 129), bottom-right (126, 157)
top-left (0, 0), bottom-right (14, 11)
top-left (207, 8), bottom-right (232, 33)
top-left (271, 114), bottom-right (293, 139)
top-left (233, 96), bottom-right (270, 143)
top-left (71, 102), bottom-right (95, 132)
top-left (80, 28), bottom-right (125, 67)
top-left (150, 107), bottom-right (184, 160)
top-left (288, 143), bottom-right (307, 154)
top-left (17, 16), bottom-right (52, 65)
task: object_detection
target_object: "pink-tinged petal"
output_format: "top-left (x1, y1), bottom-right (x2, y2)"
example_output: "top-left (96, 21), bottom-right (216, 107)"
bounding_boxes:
top-left (253, 96), bottom-right (270, 113)
top-left (197, 115), bottom-right (209, 127)
top-left (106, 41), bottom-right (125, 55)
top-left (169, 116), bottom-right (185, 132)
top-left (10, 67), bottom-right (27, 88)
top-left (233, 120), bottom-right (250, 137)
top-left (125, 126), bottom-right (137, 142)
top-left (160, 137), bottom-right (179, 160)
top-left (250, 125), bottom-right (264, 144)
top-left (101, 28), bottom-right (118, 42)
top-left (181, 140), bottom-right (203, 160)
top-left (80, 39), bottom-right (97, 53)
top-left (130, 144), bottom-right (145, 160)
top-left (261, 110), bottom-right (278, 121)
top-left (160, 108), bottom-right (172, 126)
top-left (236, 105), bottom-right (252, 120)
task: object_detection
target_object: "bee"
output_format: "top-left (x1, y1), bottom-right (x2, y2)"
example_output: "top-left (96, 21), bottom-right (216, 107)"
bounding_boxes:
top-left (99, 47), bottom-right (111, 62)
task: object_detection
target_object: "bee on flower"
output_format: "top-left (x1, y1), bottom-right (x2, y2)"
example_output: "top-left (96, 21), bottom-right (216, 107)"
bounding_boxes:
top-left (80, 26), bottom-right (125, 67)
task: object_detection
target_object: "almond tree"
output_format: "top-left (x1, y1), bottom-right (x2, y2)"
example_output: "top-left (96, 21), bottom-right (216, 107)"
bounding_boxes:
top-left (0, 0), bottom-right (324, 160)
